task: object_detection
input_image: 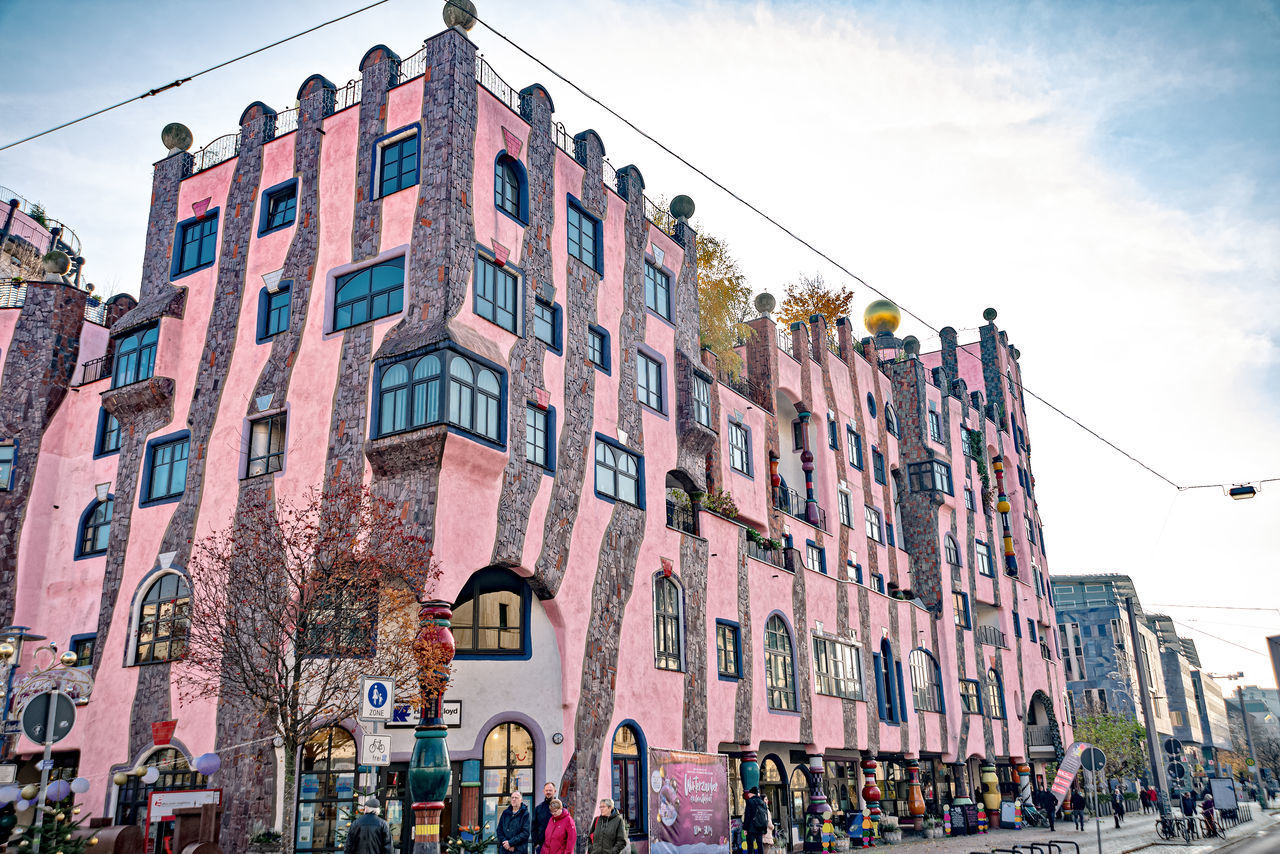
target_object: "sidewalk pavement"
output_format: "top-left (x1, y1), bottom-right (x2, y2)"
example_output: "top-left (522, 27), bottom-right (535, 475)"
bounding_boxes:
top-left (856, 808), bottom-right (1280, 854)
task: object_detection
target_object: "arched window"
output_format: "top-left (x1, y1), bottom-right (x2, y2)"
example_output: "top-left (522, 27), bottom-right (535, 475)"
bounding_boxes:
top-left (611, 723), bottom-right (646, 834)
top-left (378, 353), bottom-right (442, 436)
top-left (986, 669), bottom-right (1006, 719)
top-left (79, 498), bottom-right (113, 557)
top-left (909, 649), bottom-right (943, 713)
top-left (885, 404), bottom-right (899, 437)
top-left (447, 358), bottom-right (502, 441)
top-left (295, 727), bottom-right (357, 853)
top-left (789, 766), bottom-right (810, 829)
top-left (377, 350), bottom-right (500, 442)
top-left (453, 569), bottom-right (530, 657)
top-left (135, 573), bottom-right (190, 663)
top-left (494, 155), bottom-right (525, 221)
top-left (876, 639), bottom-right (900, 722)
top-left (114, 748), bottom-right (206, 827)
top-left (333, 257), bottom-right (405, 332)
top-left (112, 325), bottom-right (158, 388)
top-left (481, 722), bottom-right (534, 835)
top-left (595, 441), bottom-right (640, 506)
top-left (653, 576), bottom-right (683, 671)
top-left (945, 535), bottom-right (961, 567)
top-left (765, 615), bottom-right (796, 711)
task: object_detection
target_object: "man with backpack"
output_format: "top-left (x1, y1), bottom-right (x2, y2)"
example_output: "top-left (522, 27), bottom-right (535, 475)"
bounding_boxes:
top-left (743, 787), bottom-right (770, 854)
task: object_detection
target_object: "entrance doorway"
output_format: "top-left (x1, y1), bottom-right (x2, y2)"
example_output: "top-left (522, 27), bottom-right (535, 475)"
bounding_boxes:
top-left (760, 757), bottom-right (788, 844)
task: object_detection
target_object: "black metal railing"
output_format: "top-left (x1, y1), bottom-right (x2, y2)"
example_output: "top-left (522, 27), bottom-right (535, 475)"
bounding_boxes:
top-left (476, 56), bottom-right (522, 114)
top-left (745, 538), bottom-right (786, 569)
top-left (827, 333), bottom-right (841, 358)
top-left (717, 369), bottom-right (756, 401)
top-left (665, 499), bottom-right (697, 535)
top-left (1026, 725), bottom-right (1056, 746)
top-left (773, 486), bottom-right (827, 530)
top-left (975, 625), bottom-right (1008, 648)
top-left (78, 355), bottom-right (112, 385)
top-left (776, 325), bottom-right (795, 360)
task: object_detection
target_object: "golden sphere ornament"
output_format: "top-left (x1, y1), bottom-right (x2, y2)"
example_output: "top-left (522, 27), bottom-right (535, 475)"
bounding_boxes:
top-left (90, 839), bottom-right (100, 846)
top-left (113, 773), bottom-right (128, 786)
top-left (55, 812), bottom-right (65, 821)
top-left (20, 785), bottom-right (38, 800)
top-left (863, 299), bottom-right (901, 336)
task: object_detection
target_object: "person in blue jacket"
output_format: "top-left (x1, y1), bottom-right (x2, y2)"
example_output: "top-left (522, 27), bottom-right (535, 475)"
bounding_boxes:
top-left (498, 790), bottom-right (533, 854)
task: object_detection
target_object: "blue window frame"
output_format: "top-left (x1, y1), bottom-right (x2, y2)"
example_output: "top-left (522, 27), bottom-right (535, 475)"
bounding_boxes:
top-left (112, 325), bottom-right (158, 388)
top-left (533, 298), bottom-right (561, 353)
top-left (76, 497), bottom-right (113, 558)
top-left (805, 541), bottom-right (826, 575)
top-left (474, 255), bottom-right (518, 333)
top-left (636, 351), bottom-right (664, 412)
top-left (866, 392), bottom-right (877, 419)
top-left (374, 350), bottom-right (504, 445)
top-left (715, 620), bottom-right (742, 680)
top-left (874, 639), bottom-right (902, 723)
top-left (588, 325), bottom-right (611, 373)
top-left (728, 420), bottom-right (751, 475)
top-left (0, 442), bottom-right (13, 491)
top-left (259, 180), bottom-right (298, 235)
top-left (847, 425), bottom-right (863, 469)
top-left (765, 615), bottom-right (797, 712)
top-left (333, 257), bottom-right (404, 332)
top-left (1027, 619), bottom-right (1038, 643)
top-left (452, 568), bottom-right (532, 659)
top-left (377, 131), bottom-right (419, 197)
top-left (246, 413), bottom-right (286, 478)
top-left (872, 448), bottom-right (886, 484)
top-left (644, 262), bottom-right (671, 320)
top-left (594, 434), bottom-right (644, 508)
top-left (257, 285), bottom-right (291, 342)
top-left (69, 634), bottom-right (96, 667)
top-left (525, 404), bottom-right (556, 472)
top-left (986, 669), bottom-right (1006, 719)
top-left (494, 154), bottom-right (527, 222)
top-left (847, 560), bottom-right (863, 585)
top-left (567, 199), bottom-right (602, 272)
top-left (611, 722), bottom-right (648, 835)
top-left (173, 211), bottom-right (219, 277)
top-left (1013, 609), bottom-right (1022, 638)
top-left (960, 680), bottom-right (983, 714)
top-left (953, 592), bottom-right (972, 629)
top-left (143, 434), bottom-right (189, 504)
top-left (827, 417), bottom-right (839, 449)
top-left (95, 409), bottom-right (121, 457)
top-left (870, 572), bottom-right (885, 594)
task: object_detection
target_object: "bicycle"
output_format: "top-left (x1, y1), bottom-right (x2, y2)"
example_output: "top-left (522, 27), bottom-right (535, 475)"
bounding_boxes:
top-left (1201, 814), bottom-right (1227, 841)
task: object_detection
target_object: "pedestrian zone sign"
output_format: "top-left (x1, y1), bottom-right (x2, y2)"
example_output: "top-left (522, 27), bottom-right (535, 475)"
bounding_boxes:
top-left (363, 734), bottom-right (391, 767)
top-left (360, 676), bottom-right (394, 722)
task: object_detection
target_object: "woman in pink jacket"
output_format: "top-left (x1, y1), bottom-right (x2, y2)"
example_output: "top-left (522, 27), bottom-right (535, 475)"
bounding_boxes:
top-left (542, 798), bottom-right (577, 854)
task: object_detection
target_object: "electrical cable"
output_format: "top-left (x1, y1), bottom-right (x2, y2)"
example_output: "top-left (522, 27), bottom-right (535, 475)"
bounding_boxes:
top-left (0, 0), bottom-right (393, 152)
top-left (1166, 618), bottom-right (1267, 657)
top-left (1146, 603), bottom-right (1280, 613)
top-left (449, 0), bottom-right (1279, 495)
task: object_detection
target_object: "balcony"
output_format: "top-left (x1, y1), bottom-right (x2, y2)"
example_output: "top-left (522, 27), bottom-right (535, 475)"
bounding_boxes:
top-left (665, 498), bottom-right (697, 536)
top-left (1027, 725), bottom-right (1057, 747)
top-left (773, 485), bottom-right (827, 531)
top-left (776, 324), bottom-right (796, 360)
top-left (976, 625), bottom-right (1008, 649)
top-left (78, 355), bottom-right (113, 386)
top-left (745, 538), bottom-right (787, 570)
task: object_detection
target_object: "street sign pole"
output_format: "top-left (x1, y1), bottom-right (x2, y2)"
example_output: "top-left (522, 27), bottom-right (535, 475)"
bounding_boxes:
top-left (31, 689), bottom-right (58, 854)
top-left (1092, 771), bottom-right (1102, 854)
top-left (1126, 596), bottom-right (1172, 817)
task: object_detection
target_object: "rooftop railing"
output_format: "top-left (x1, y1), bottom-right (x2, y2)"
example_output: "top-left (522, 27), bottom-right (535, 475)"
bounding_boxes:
top-left (475, 55), bottom-right (521, 114)
top-left (333, 78), bottom-right (363, 113)
top-left (773, 485), bottom-right (827, 531)
top-left (976, 625), bottom-right (1008, 649)
top-left (776, 324), bottom-right (795, 360)
top-left (717, 369), bottom-right (757, 402)
top-left (77, 355), bottom-right (112, 386)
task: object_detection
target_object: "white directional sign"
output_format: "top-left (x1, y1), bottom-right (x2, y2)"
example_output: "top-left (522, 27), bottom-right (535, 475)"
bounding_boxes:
top-left (362, 734), bottom-right (391, 767)
top-left (359, 676), bottom-right (395, 722)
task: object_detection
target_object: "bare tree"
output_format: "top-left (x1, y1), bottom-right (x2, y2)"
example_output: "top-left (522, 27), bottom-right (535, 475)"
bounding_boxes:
top-left (177, 480), bottom-right (450, 853)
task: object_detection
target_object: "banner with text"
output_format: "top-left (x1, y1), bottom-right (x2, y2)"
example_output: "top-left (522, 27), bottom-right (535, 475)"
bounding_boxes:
top-left (648, 748), bottom-right (730, 854)
top-left (1051, 741), bottom-right (1089, 811)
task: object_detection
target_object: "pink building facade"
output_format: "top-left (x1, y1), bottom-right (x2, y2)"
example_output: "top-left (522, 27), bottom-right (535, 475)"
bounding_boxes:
top-left (0, 21), bottom-right (1069, 854)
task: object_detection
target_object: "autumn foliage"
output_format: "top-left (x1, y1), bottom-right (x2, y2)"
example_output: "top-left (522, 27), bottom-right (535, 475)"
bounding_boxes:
top-left (178, 480), bottom-right (450, 852)
top-left (777, 273), bottom-right (857, 329)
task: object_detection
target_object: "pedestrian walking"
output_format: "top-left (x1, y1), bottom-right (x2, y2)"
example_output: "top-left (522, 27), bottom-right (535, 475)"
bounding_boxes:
top-left (1201, 791), bottom-right (1217, 837)
top-left (744, 787), bottom-right (771, 854)
top-left (1139, 787), bottom-right (1152, 814)
top-left (1071, 788), bottom-right (1086, 831)
top-left (533, 782), bottom-right (557, 854)
top-left (1111, 786), bottom-right (1125, 828)
top-left (1179, 789), bottom-right (1196, 817)
top-left (542, 798), bottom-right (577, 854)
top-left (498, 791), bottom-right (533, 854)
top-left (588, 798), bottom-right (628, 854)
top-left (1034, 788), bottom-right (1056, 831)
top-left (1147, 785), bottom-right (1158, 811)
top-left (344, 797), bottom-right (394, 854)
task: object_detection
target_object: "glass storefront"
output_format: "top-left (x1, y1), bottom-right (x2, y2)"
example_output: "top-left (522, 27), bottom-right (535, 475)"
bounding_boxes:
top-left (295, 727), bottom-right (357, 852)
top-left (760, 757), bottom-right (788, 841)
top-left (479, 722), bottom-right (535, 848)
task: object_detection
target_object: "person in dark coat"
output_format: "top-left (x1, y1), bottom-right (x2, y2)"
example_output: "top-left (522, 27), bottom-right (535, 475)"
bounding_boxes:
top-left (587, 798), bottom-right (628, 854)
top-left (1111, 786), bottom-right (1125, 828)
top-left (1071, 788), bottom-right (1086, 830)
top-left (1139, 787), bottom-right (1152, 814)
top-left (533, 782), bottom-right (557, 854)
top-left (743, 787), bottom-right (769, 854)
top-left (345, 797), bottom-right (394, 854)
top-left (1034, 788), bottom-right (1056, 831)
top-left (498, 791), bottom-right (533, 854)
top-left (1180, 789), bottom-right (1196, 817)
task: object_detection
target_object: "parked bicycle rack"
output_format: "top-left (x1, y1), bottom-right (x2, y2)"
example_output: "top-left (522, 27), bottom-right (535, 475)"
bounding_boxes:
top-left (974, 841), bottom-right (1079, 854)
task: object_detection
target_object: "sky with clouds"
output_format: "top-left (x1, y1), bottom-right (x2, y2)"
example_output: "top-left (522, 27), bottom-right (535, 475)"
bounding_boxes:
top-left (2, 0), bottom-right (1278, 687)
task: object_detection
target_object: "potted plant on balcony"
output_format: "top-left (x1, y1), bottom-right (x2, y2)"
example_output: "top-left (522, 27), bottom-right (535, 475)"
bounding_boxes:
top-left (248, 827), bottom-right (283, 853)
top-left (703, 488), bottom-right (739, 519)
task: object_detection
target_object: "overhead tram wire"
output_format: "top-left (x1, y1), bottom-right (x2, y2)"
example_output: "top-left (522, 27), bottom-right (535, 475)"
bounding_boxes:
top-left (443, 0), bottom-right (1280, 495)
top-left (0, 0), bottom-right (394, 152)
top-left (1166, 618), bottom-right (1268, 658)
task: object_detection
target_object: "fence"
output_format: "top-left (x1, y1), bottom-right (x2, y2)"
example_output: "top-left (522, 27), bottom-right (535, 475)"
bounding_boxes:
top-left (665, 499), bottom-right (697, 535)
top-left (188, 133), bottom-right (242, 175)
top-left (776, 324), bottom-right (795, 360)
top-left (976, 624), bottom-right (1008, 649)
top-left (475, 55), bottom-right (522, 114)
top-left (0, 281), bottom-right (26, 308)
top-left (77, 355), bottom-right (112, 386)
top-left (332, 78), bottom-right (363, 113)
top-left (717, 369), bottom-right (757, 402)
top-left (773, 485), bottom-right (827, 531)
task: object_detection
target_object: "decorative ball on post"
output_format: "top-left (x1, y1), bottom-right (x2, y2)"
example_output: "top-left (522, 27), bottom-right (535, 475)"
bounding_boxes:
top-left (982, 307), bottom-right (997, 323)
top-left (863, 300), bottom-right (901, 337)
top-left (41, 251), bottom-right (72, 277)
top-left (442, 0), bottom-right (477, 30)
top-left (670, 194), bottom-right (696, 222)
top-left (160, 123), bottom-right (194, 154)
top-left (860, 759), bottom-right (881, 848)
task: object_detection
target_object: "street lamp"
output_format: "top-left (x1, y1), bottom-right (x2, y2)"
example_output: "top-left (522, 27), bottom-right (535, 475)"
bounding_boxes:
top-left (1227, 485), bottom-right (1258, 500)
top-left (0, 626), bottom-right (47, 757)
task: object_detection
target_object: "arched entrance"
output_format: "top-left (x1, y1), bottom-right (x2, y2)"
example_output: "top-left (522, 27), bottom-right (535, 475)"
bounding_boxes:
top-left (760, 756), bottom-right (788, 842)
top-left (479, 722), bottom-right (535, 838)
top-left (113, 748), bottom-right (206, 828)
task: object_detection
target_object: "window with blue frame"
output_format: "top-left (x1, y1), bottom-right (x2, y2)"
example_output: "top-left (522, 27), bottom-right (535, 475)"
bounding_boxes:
top-left (70, 635), bottom-right (96, 667)
top-left (378, 133), bottom-right (419, 197)
top-left (907, 460), bottom-right (953, 495)
top-left (847, 425), bottom-right (863, 469)
top-left (960, 679), bottom-right (983, 714)
top-left (986, 669), bottom-right (1006, 719)
top-left (145, 438), bottom-right (189, 502)
top-left (1027, 619), bottom-right (1037, 643)
top-left (765, 616), bottom-right (797, 711)
top-left (111, 325), bottom-right (158, 388)
top-left (636, 352), bottom-right (664, 412)
top-left (176, 214), bottom-right (218, 275)
top-left (494, 155), bottom-right (523, 220)
top-left (474, 256), bottom-right (518, 333)
top-left (715, 621), bottom-right (741, 679)
top-left (262, 183), bottom-right (297, 233)
top-left (870, 572), bottom-right (885, 594)
top-left (805, 542), bottom-right (826, 575)
top-left (691, 373), bottom-right (712, 428)
top-left (838, 491), bottom-right (853, 528)
top-left (953, 592), bottom-right (971, 629)
top-left (333, 257), bottom-right (404, 331)
top-left (595, 439), bottom-right (641, 506)
top-left (827, 417), bottom-right (839, 449)
top-left (588, 326), bottom-right (610, 372)
top-left (0, 443), bottom-right (12, 490)
top-left (533, 298), bottom-right (560, 350)
top-left (728, 421), bottom-right (750, 475)
top-left (644, 262), bottom-right (670, 320)
top-left (866, 392), bottom-right (877, 419)
top-left (846, 560), bottom-right (863, 584)
top-left (612, 725), bottom-right (647, 835)
top-left (567, 201), bottom-right (599, 270)
top-left (1013, 610), bottom-right (1022, 638)
top-left (909, 649), bottom-right (943, 712)
top-left (525, 405), bottom-right (551, 469)
top-left (246, 413), bottom-right (286, 478)
top-left (261, 287), bottom-right (291, 339)
top-left (976, 541), bottom-right (994, 577)
top-left (79, 498), bottom-right (112, 556)
top-left (97, 410), bottom-right (121, 455)
top-left (875, 639), bottom-right (902, 722)
top-left (452, 569), bottom-right (530, 657)
top-left (864, 505), bottom-right (884, 543)
top-left (872, 449), bottom-right (886, 484)
top-left (376, 351), bottom-right (502, 443)
top-left (653, 575), bottom-right (684, 671)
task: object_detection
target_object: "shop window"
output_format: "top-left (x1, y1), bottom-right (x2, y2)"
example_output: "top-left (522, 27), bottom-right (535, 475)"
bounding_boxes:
top-left (611, 724), bottom-right (646, 835)
top-left (480, 722), bottom-right (535, 835)
top-left (295, 727), bottom-right (358, 853)
top-left (115, 749), bottom-right (206, 829)
top-left (453, 568), bottom-right (531, 658)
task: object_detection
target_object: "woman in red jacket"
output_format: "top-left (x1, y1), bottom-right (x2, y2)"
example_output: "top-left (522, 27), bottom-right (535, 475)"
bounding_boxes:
top-left (542, 798), bottom-right (577, 854)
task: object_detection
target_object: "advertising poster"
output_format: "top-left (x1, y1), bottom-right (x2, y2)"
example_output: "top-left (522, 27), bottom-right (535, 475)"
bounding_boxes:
top-left (1050, 742), bottom-right (1087, 810)
top-left (648, 748), bottom-right (730, 854)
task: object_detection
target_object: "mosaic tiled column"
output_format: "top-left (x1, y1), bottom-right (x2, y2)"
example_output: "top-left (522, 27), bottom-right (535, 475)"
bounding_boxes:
top-left (796, 409), bottom-right (820, 525)
top-left (991, 456), bottom-right (1018, 576)
top-left (860, 758), bottom-right (880, 848)
top-left (805, 755), bottom-right (827, 853)
top-left (410, 600), bottom-right (456, 854)
top-left (906, 759), bottom-right (926, 831)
